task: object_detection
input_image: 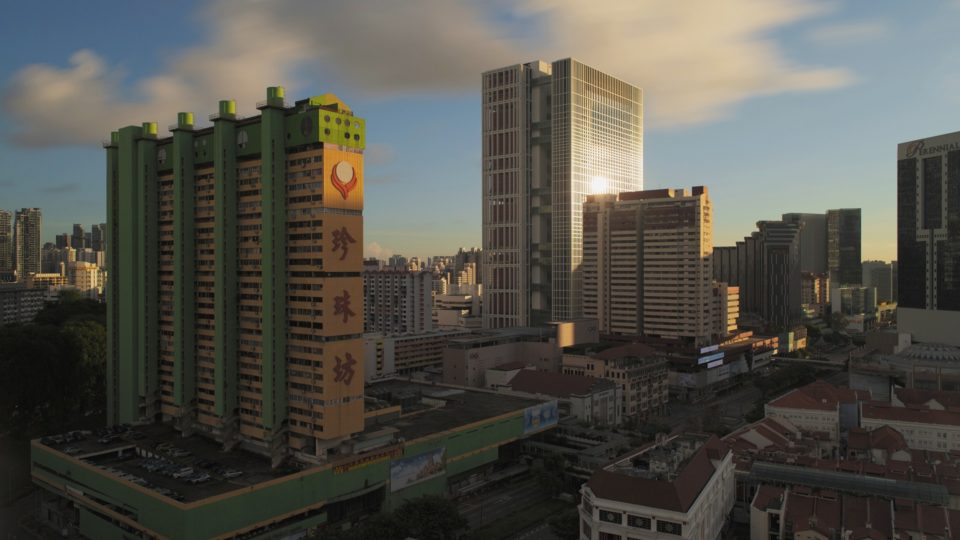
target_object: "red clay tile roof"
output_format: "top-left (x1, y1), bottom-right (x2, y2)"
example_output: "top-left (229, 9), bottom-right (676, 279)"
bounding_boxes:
top-left (847, 425), bottom-right (908, 453)
top-left (862, 402), bottom-right (960, 427)
top-left (586, 437), bottom-right (728, 513)
top-left (768, 380), bottom-right (870, 411)
top-left (752, 485), bottom-right (784, 511)
top-left (507, 369), bottom-right (612, 398)
top-left (894, 387), bottom-right (960, 410)
top-left (785, 492), bottom-right (842, 537)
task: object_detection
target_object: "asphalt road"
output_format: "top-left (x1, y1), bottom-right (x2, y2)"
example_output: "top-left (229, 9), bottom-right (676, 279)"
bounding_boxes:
top-left (458, 478), bottom-right (549, 530)
top-left (515, 522), bottom-right (559, 540)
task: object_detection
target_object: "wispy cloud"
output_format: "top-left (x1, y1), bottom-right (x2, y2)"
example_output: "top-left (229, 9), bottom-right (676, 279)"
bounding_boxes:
top-left (39, 182), bottom-right (82, 194)
top-left (806, 21), bottom-right (889, 44)
top-left (364, 241), bottom-right (394, 259)
top-left (3, 0), bottom-right (854, 146)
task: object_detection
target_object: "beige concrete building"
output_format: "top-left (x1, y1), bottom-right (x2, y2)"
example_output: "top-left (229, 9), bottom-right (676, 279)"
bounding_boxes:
top-left (363, 330), bottom-right (470, 382)
top-left (443, 321), bottom-right (598, 388)
top-left (713, 283), bottom-right (739, 338)
top-left (562, 343), bottom-right (668, 420)
top-left (582, 187), bottom-right (723, 347)
top-left (580, 434), bottom-right (734, 540)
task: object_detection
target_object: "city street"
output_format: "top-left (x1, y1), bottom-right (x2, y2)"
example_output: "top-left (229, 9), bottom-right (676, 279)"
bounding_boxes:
top-left (458, 477), bottom-right (549, 530)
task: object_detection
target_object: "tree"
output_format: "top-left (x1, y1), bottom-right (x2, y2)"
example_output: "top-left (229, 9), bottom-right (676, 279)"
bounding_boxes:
top-left (0, 294), bottom-right (108, 436)
top-left (532, 454), bottom-right (568, 496)
top-left (394, 495), bottom-right (467, 540)
top-left (548, 507), bottom-right (580, 540)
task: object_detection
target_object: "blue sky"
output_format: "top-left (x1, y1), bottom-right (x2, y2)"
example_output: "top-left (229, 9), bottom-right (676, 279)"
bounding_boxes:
top-left (2, 1), bottom-right (959, 262)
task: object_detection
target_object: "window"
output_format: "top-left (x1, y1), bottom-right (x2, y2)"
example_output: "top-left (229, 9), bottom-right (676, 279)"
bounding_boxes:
top-left (627, 515), bottom-right (650, 529)
top-left (656, 520), bottom-right (682, 535)
top-left (599, 510), bottom-right (622, 524)
top-left (599, 533), bottom-right (622, 540)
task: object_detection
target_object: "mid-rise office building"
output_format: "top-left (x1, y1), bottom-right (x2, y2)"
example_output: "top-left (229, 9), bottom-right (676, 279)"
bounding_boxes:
top-left (482, 58), bottom-right (643, 328)
top-left (13, 207), bottom-right (42, 279)
top-left (0, 210), bottom-right (12, 273)
top-left (721, 220), bottom-right (802, 331)
top-left (71, 223), bottom-right (85, 250)
top-left (105, 88), bottom-right (366, 460)
top-left (582, 187), bottom-right (718, 347)
top-left (862, 260), bottom-right (894, 303)
top-left (363, 269), bottom-right (433, 335)
top-left (782, 212), bottom-right (828, 274)
top-left (800, 271), bottom-right (830, 318)
top-left (90, 222), bottom-right (106, 252)
top-left (827, 208), bottom-right (862, 286)
top-left (898, 130), bottom-right (960, 345)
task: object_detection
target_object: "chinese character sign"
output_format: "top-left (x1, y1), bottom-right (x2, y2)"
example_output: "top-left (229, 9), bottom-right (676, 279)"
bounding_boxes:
top-left (334, 352), bottom-right (357, 385)
top-left (333, 290), bottom-right (355, 324)
top-left (332, 227), bottom-right (356, 261)
top-left (323, 277), bottom-right (363, 336)
top-left (323, 214), bottom-right (362, 272)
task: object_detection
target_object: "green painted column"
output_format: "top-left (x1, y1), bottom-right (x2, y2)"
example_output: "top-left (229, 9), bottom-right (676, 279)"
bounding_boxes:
top-left (105, 131), bottom-right (120, 426)
top-left (171, 113), bottom-right (197, 419)
top-left (258, 87), bottom-right (288, 436)
top-left (136, 123), bottom-right (160, 420)
top-left (116, 125), bottom-right (143, 425)
top-left (213, 101), bottom-right (239, 422)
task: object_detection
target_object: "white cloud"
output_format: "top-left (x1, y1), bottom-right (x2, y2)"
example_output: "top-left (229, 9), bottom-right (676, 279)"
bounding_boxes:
top-left (365, 241), bottom-right (394, 260)
top-left (806, 21), bottom-right (889, 44)
top-left (3, 0), bottom-right (855, 145)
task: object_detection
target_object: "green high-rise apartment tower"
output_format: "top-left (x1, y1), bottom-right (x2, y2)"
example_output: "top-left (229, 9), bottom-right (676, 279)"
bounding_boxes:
top-left (106, 87), bottom-right (367, 462)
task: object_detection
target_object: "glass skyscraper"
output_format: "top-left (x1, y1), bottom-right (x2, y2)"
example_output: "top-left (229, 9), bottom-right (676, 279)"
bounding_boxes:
top-left (897, 130), bottom-right (960, 345)
top-left (482, 58), bottom-right (643, 328)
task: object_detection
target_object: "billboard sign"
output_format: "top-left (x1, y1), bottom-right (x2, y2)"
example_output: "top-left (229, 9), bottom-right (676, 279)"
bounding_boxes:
top-left (523, 400), bottom-right (559, 434)
top-left (390, 448), bottom-right (445, 492)
top-left (698, 351), bottom-right (725, 365)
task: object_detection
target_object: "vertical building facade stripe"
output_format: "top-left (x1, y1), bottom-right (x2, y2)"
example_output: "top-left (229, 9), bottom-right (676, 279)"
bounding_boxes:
top-left (105, 133), bottom-right (120, 425)
top-left (116, 126), bottom-right (143, 424)
top-left (172, 118), bottom-right (197, 413)
top-left (213, 109), bottom-right (238, 420)
top-left (137, 131), bottom-right (160, 416)
top-left (259, 90), bottom-right (288, 434)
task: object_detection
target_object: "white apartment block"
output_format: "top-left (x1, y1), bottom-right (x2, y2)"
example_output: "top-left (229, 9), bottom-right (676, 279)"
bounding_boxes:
top-left (362, 269), bottom-right (433, 335)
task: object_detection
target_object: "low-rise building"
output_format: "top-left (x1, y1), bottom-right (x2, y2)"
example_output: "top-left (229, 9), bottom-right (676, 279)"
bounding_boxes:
top-left (442, 320), bottom-right (598, 388)
top-left (562, 343), bottom-right (668, 420)
top-left (0, 283), bottom-right (46, 325)
top-left (433, 283), bottom-right (482, 330)
top-left (579, 433), bottom-right (734, 540)
top-left (501, 369), bottom-right (622, 427)
top-left (764, 380), bottom-right (870, 444)
top-left (861, 402), bottom-right (960, 453)
top-left (363, 330), bottom-right (470, 382)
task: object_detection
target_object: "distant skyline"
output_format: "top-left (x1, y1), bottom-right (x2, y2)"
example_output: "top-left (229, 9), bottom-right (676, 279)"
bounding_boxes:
top-left (3, 1), bottom-right (960, 261)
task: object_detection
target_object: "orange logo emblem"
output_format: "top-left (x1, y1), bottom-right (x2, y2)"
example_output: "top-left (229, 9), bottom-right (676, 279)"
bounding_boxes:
top-left (332, 161), bottom-right (357, 200)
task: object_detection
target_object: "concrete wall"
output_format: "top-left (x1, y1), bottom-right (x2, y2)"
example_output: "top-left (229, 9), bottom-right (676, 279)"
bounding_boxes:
top-left (899, 307), bottom-right (960, 346)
